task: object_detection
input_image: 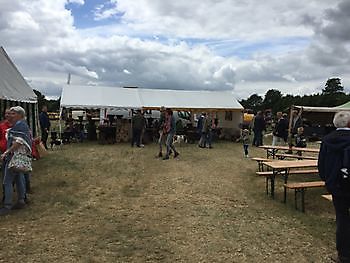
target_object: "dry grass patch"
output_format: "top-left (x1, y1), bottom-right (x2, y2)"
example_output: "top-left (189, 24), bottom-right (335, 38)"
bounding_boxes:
top-left (0, 142), bottom-right (335, 262)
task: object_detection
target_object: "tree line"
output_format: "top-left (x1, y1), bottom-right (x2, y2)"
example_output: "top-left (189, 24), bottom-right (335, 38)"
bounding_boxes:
top-left (240, 78), bottom-right (349, 114)
top-left (33, 89), bottom-right (60, 112)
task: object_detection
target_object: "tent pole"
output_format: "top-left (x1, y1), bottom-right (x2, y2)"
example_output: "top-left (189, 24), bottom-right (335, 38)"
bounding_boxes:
top-left (59, 106), bottom-right (63, 139)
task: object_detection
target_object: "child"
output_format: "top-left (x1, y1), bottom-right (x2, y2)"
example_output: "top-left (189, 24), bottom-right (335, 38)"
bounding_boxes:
top-left (241, 129), bottom-right (251, 158)
top-left (295, 127), bottom-right (307, 156)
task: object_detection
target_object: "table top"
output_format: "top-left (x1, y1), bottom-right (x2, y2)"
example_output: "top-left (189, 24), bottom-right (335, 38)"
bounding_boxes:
top-left (259, 145), bottom-right (320, 153)
top-left (262, 159), bottom-right (318, 169)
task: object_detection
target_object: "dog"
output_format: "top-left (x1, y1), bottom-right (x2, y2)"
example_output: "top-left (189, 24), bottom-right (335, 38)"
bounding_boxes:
top-left (173, 135), bottom-right (188, 147)
top-left (50, 132), bottom-right (62, 150)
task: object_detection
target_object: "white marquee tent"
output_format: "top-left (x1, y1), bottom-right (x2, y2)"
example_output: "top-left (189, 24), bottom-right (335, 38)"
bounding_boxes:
top-left (0, 47), bottom-right (39, 135)
top-left (60, 85), bottom-right (243, 112)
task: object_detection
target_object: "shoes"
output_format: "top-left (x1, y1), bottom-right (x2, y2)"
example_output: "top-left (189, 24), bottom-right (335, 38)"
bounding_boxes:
top-left (174, 152), bottom-right (179, 158)
top-left (12, 201), bottom-right (26, 210)
top-left (162, 156), bottom-right (170, 160)
top-left (158, 152), bottom-right (163, 158)
top-left (244, 155), bottom-right (249, 158)
top-left (0, 207), bottom-right (11, 216)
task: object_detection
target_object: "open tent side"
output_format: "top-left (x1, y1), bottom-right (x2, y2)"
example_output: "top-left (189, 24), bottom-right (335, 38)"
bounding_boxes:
top-left (60, 85), bottom-right (244, 138)
top-left (0, 47), bottom-right (39, 136)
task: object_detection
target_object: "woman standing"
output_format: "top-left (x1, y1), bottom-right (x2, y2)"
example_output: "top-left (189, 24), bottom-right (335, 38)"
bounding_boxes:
top-left (0, 106), bottom-right (32, 216)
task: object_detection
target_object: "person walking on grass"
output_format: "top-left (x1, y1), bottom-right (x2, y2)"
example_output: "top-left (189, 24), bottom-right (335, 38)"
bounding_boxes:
top-left (163, 109), bottom-right (179, 160)
top-left (0, 106), bottom-right (32, 216)
top-left (157, 106), bottom-right (166, 157)
top-left (131, 110), bottom-right (145, 148)
top-left (252, 111), bottom-right (265, 146)
top-left (39, 105), bottom-right (50, 149)
top-left (241, 129), bottom-right (250, 158)
top-left (318, 111), bottom-right (350, 263)
top-left (272, 112), bottom-right (288, 146)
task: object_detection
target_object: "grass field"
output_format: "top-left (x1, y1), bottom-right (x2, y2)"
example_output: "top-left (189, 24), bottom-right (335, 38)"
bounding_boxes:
top-left (0, 141), bottom-right (336, 262)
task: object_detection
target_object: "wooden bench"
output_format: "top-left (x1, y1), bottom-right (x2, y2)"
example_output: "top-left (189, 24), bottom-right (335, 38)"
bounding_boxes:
top-left (275, 153), bottom-right (318, 160)
top-left (256, 169), bottom-right (319, 177)
top-left (251, 157), bottom-right (271, 171)
top-left (257, 169), bottom-right (319, 198)
top-left (284, 181), bottom-right (325, 212)
top-left (322, 194), bottom-right (332, 202)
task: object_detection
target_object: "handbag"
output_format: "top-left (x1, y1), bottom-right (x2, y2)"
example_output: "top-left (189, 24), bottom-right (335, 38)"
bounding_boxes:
top-left (8, 152), bottom-right (32, 173)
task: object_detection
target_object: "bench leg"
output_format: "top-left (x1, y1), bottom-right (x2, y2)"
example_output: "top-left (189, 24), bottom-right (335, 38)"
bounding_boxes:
top-left (283, 169), bottom-right (289, 203)
top-left (301, 189), bottom-right (305, 213)
top-left (266, 177), bottom-right (269, 195)
top-left (271, 176), bottom-right (275, 199)
top-left (294, 188), bottom-right (306, 213)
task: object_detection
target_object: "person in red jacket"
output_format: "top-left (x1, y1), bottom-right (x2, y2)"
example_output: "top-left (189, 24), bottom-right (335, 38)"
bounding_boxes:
top-left (0, 109), bottom-right (12, 153)
top-left (0, 109), bottom-right (12, 202)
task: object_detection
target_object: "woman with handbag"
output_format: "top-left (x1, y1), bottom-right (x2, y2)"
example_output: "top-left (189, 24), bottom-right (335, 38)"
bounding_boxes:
top-left (0, 106), bottom-right (32, 216)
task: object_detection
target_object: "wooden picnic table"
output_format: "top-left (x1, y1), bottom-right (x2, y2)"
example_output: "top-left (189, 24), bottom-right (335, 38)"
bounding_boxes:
top-left (262, 160), bottom-right (318, 199)
top-left (259, 145), bottom-right (319, 159)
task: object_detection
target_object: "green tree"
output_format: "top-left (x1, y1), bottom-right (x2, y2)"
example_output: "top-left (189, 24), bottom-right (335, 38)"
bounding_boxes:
top-left (262, 89), bottom-right (282, 113)
top-left (322, 78), bottom-right (344, 95)
top-left (240, 94), bottom-right (263, 112)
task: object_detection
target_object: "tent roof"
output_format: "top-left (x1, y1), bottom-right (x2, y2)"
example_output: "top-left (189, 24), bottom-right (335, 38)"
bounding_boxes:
top-left (293, 105), bottom-right (348, 113)
top-left (0, 47), bottom-right (37, 103)
top-left (61, 85), bottom-right (142, 109)
top-left (336, 101), bottom-right (350, 109)
top-left (61, 85), bottom-right (243, 111)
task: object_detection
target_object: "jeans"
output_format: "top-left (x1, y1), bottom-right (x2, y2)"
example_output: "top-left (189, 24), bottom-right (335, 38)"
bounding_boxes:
top-left (272, 136), bottom-right (285, 146)
top-left (166, 133), bottom-right (177, 157)
top-left (3, 162), bottom-right (25, 208)
top-left (333, 194), bottom-right (350, 257)
top-left (131, 128), bottom-right (142, 147)
top-left (253, 130), bottom-right (263, 146)
top-left (206, 130), bottom-right (213, 147)
top-left (243, 144), bottom-right (249, 156)
top-left (158, 131), bottom-right (166, 153)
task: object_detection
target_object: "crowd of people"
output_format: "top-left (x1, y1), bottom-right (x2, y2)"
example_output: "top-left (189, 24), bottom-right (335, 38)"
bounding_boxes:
top-left (131, 108), bottom-right (218, 160)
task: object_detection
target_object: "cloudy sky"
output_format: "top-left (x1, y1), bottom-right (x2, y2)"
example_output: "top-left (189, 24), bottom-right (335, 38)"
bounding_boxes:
top-left (0, 0), bottom-right (349, 99)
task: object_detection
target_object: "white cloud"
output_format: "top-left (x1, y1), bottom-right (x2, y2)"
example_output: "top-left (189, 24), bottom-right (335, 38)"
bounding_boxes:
top-left (0, 0), bottom-right (349, 101)
top-left (68, 0), bottom-right (84, 5)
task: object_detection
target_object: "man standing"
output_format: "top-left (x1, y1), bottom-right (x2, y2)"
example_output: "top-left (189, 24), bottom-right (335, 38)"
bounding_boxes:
top-left (318, 111), bottom-right (350, 263)
top-left (163, 109), bottom-right (179, 160)
top-left (253, 111), bottom-right (266, 146)
top-left (157, 106), bottom-right (166, 157)
top-left (39, 105), bottom-right (50, 149)
top-left (131, 110), bottom-right (145, 147)
top-left (272, 112), bottom-right (288, 146)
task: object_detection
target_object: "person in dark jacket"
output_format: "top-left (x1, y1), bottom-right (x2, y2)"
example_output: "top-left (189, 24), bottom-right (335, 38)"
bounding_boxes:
top-left (272, 112), bottom-right (288, 146)
top-left (253, 111), bottom-right (266, 146)
top-left (39, 105), bottom-right (51, 149)
top-left (318, 111), bottom-right (350, 263)
top-left (131, 110), bottom-right (145, 147)
top-left (291, 110), bottom-right (302, 136)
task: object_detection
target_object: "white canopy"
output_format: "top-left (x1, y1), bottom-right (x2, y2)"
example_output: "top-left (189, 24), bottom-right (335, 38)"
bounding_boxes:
top-left (293, 105), bottom-right (347, 113)
top-left (61, 85), bottom-right (142, 109)
top-left (0, 47), bottom-right (37, 103)
top-left (61, 85), bottom-right (243, 111)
